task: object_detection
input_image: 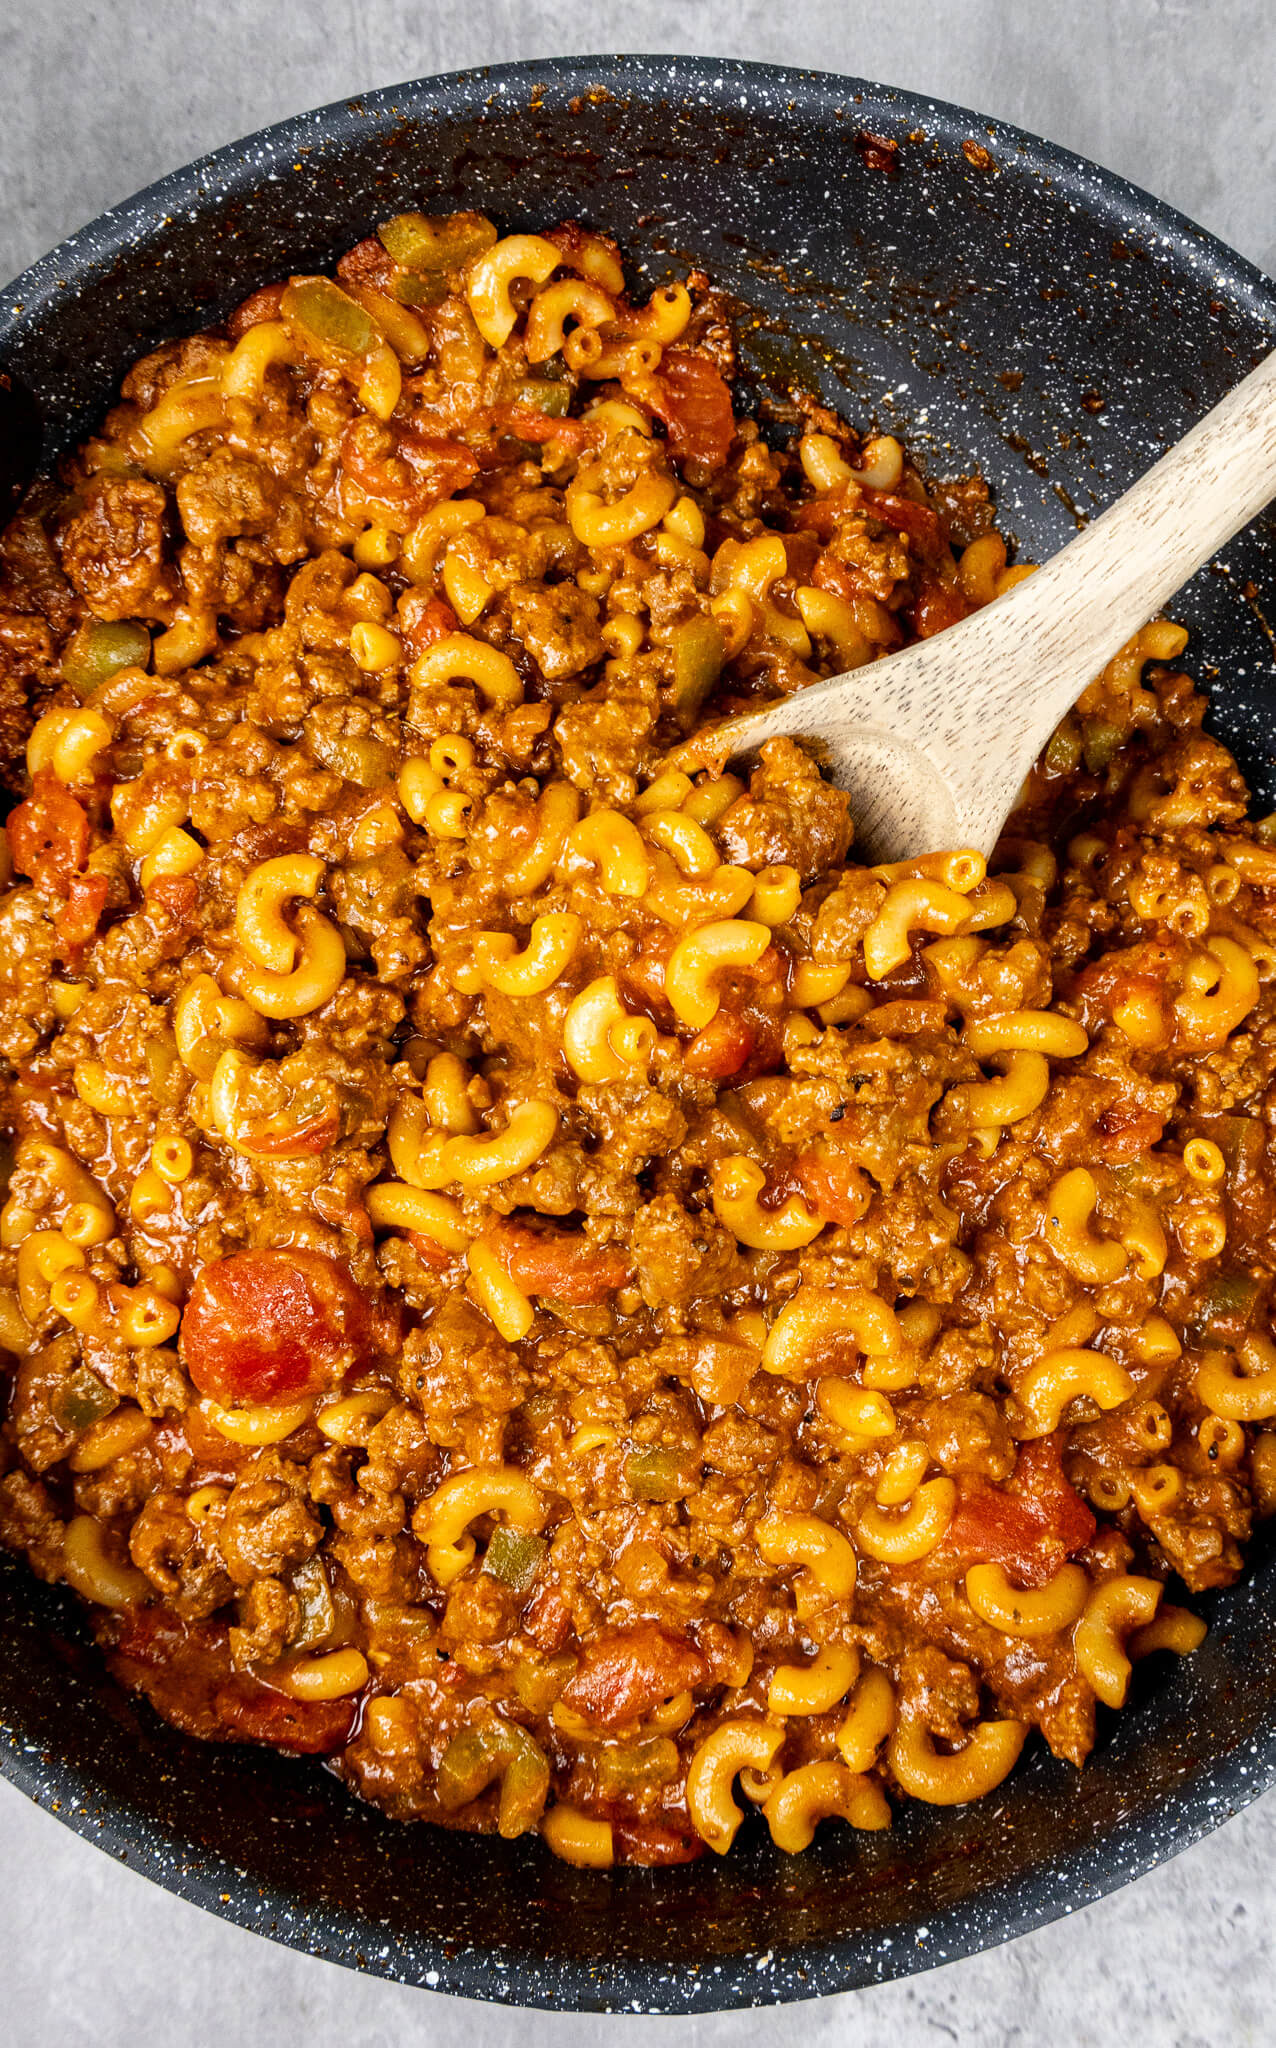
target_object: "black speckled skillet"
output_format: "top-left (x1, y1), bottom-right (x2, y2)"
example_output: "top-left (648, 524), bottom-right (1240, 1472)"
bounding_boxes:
top-left (1, 52), bottom-right (1275, 2017)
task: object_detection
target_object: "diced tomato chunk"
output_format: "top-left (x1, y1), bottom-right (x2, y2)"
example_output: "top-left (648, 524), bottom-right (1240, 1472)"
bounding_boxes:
top-left (560, 1622), bottom-right (708, 1728)
top-left (648, 349), bottom-right (735, 472)
top-left (1012, 1434), bottom-right (1097, 1556)
top-left (109, 1606), bottom-right (185, 1665)
top-left (911, 579), bottom-right (971, 637)
top-left (311, 1185), bottom-right (374, 1245)
top-left (7, 772), bottom-right (90, 894)
top-left (620, 928), bottom-right (677, 1024)
top-left (214, 1678), bottom-right (360, 1754)
top-left (341, 419), bottom-right (478, 521)
top-left (941, 1487), bottom-right (1043, 1581)
top-left (485, 405), bottom-right (602, 451)
top-left (54, 869), bottom-right (109, 953)
top-left (493, 1221), bottom-right (632, 1303)
top-left (242, 1108), bottom-right (341, 1157)
top-left (523, 1581), bottom-right (574, 1655)
top-left (792, 490), bottom-right (858, 540)
top-left (936, 1432), bottom-right (1096, 1590)
top-left (683, 1010), bottom-right (755, 1079)
top-left (406, 1228), bottom-right (456, 1271)
top-left (108, 1606), bottom-right (357, 1753)
top-left (396, 592), bottom-right (458, 662)
top-left (145, 873), bottom-right (200, 926)
top-left (793, 1150), bottom-right (871, 1227)
top-left (181, 1247), bottom-right (372, 1405)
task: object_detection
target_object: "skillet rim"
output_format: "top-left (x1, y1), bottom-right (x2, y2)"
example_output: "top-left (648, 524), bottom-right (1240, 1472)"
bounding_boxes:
top-left (1, 48), bottom-right (1275, 2015)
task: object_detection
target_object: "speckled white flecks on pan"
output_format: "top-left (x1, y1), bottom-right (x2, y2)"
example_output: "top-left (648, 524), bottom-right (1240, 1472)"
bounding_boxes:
top-left (1, 50), bottom-right (1276, 2019)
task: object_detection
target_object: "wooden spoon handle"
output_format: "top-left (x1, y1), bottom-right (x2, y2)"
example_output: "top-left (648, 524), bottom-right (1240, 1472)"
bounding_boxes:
top-left (709, 346), bottom-right (1276, 859)
top-left (980, 343), bottom-right (1276, 749)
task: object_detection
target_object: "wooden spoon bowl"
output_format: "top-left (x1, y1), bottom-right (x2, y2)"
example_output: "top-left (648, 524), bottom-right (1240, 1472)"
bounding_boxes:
top-left (706, 350), bottom-right (1276, 861)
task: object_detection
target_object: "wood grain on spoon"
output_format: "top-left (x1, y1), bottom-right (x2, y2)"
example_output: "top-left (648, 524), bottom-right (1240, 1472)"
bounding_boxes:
top-left (693, 348), bottom-right (1276, 863)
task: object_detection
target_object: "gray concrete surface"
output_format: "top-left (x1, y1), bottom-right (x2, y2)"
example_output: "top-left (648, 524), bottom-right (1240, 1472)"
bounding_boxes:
top-left (1, 2), bottom-right (1274, 2042)
top-left (3, 0), bottom-right (1275, 284)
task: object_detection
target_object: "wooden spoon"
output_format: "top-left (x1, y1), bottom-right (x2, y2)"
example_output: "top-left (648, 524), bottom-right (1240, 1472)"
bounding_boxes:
top-left (703, 348), bottom-right (1276, 862)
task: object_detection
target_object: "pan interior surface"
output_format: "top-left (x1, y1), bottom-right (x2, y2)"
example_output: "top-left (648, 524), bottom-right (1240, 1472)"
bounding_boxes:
top-left (1, 53), bottom-right (1275, 2014)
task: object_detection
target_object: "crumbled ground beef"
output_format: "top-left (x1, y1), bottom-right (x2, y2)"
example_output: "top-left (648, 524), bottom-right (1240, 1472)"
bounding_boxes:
top-left (0, 207), bottom-right (1266, 1873)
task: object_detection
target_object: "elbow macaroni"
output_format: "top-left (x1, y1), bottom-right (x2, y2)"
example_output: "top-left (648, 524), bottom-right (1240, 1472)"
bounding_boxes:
top-left (686, 1719), bottom-right (785, 1853)
top-left (2, 211), bottom-right (1257, 1873)
top-left (889, 1715), bottom-right (1027, 1804)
